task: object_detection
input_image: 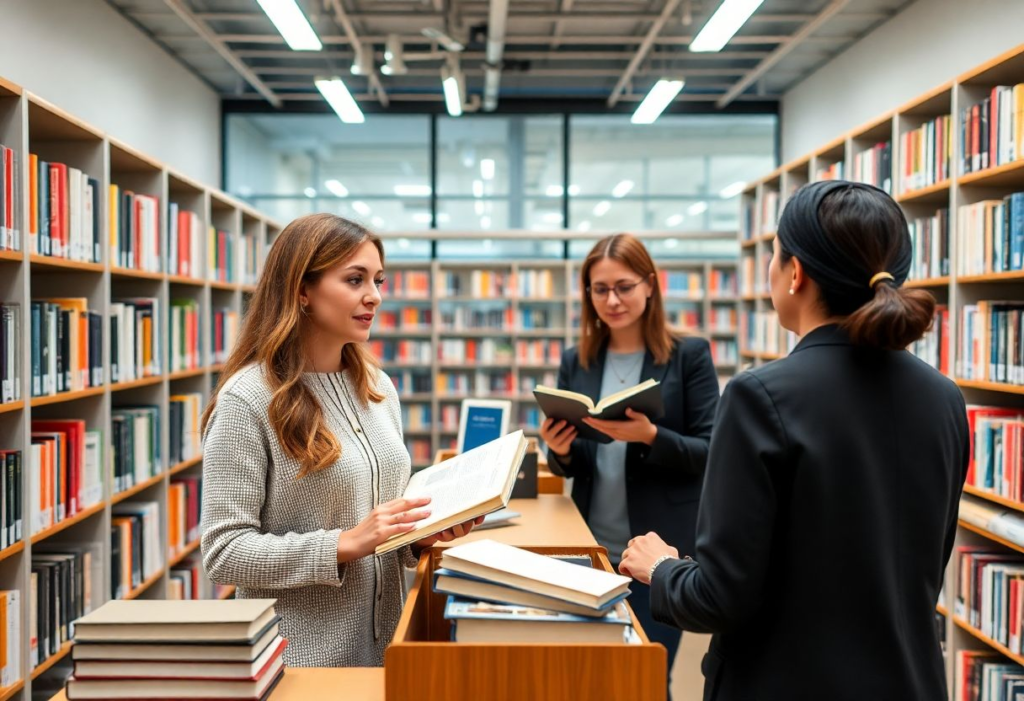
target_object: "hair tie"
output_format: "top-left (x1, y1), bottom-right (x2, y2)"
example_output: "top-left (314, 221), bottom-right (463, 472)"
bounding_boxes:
top-left (869, 272), bottom-right (895, 288)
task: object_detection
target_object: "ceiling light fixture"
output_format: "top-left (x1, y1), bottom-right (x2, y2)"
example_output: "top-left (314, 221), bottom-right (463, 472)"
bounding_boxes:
top-left (631, 79), bottom-right (685, 124)
top-left (315, 77), bottom-right (364, 124)
top-left (690, 0), bottom-right (765, 52)
top-left (256, 0), bottom-right (322, 51)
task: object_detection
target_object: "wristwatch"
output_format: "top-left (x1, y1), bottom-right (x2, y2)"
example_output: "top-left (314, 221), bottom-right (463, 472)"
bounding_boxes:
top-left (649, 554), bottom-right (675, 581)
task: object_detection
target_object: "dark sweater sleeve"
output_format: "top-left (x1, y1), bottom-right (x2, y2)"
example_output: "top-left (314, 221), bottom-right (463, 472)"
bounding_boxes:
top-left (648, 372), bottom-right (786, 633)
top-left (641, 338), bottom-right (719, 478)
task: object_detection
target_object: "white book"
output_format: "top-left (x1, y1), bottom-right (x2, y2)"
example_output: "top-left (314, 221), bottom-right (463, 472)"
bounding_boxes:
top-left (441, 539), bottom-right (632, 609)
top-left (83, 180), bottom-right (94, 263)
top-left (68, 167), bottom-right (82, 261)
top-left (29, 573), bottom-right (37, 668)
top-left (83, 431), bottom-right (103, 509)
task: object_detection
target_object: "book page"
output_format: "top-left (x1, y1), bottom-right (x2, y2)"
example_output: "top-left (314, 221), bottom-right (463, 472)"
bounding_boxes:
top-left (400, 431), bottom-right (526, 533)
top-left (594, 378), bottom-right (658, 413)
top-left (534, 386), bottom-right (595, 411)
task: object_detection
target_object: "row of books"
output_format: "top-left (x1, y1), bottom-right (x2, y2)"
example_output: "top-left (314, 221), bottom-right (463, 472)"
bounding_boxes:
top-left (66, 600), bottom-right (286, 701)
top-left (31, 299), bottom-right (102, 396)
top-left (0, 451), bottom-right (21, 551)
top-left (402, 405), bottom-right (432, 432)
top-left (439, 307), bottom-right (515, 332)
top-left (111, 500), bottom-right (163, 599)
top-left (32, 546), bottom-right (93, 669)
top-left (390, 370), bottom-right (432, 396)
top-left (109, 186), bottom-right (161, 273)
top-left (28, 156), bottom-right (100, 263)
top-left (518, 270), bottom-right (559, 298)
top-left (816, 160), bottom-right (844, 182)
top-left (406, 438), bottom-right (432, 465)
top-left (111, 407), bottom-right (160, 494)
top-left (518, 308), bottom-right (563, 331)
top-left (170, 299), bottom-right (201, 373)
top-left (852, 141), bottom-right (893, 194)
top-left (741, 310), bottom-right (799, 356)
top-left (659, 270), bottom-right (704, 299)
top-left (370, 339), bottom-right (433, 365)
top-left (168, 477), bottom-right (201, 561)
top-left (0, 589), bottom-right (19, 687)
top-left (958, 301), bottom-right (1024, 384)
top-left (168, 203), bottom-right (203, 279)
top-left (31, 419), bottom-right (103, 535)
top-left (208, 228), bottom-right (234, 284)
top-left (741, 255), bottom-right (756, 296)
top-left (667, 308), bottom-right (701, 331)
top-left (517, 339), bottom-right (563, 365)
top-left (956, 650), bottom-right (1024, 701)
top-left (0, 144), bottom-right (17, 252)
top-left (959, 84), bottom-right (1024, 176)
top-left (377, 307), bottom-right (432, 332)
top-left (383, 270), bottom-right (430, 298)
top-left (110, 298), bottom-right (161, 383)
top-left (707, 268), bottom-right (738, 297)
top-left (519, 371), bottom-right (557, 394)
top-left (710, 339), bottom-right (739, 366)
top-left (169, 393), bottom-right (202, 467)
top-left (954, 541), bottom-right (1024, 654)
top-left (212, 309), bottom-right (239, 365)
top-left (910, 306), bottom-right (950, 375)
top-left (0, 303), bottom-right (20, 404)
top-left (435, 371), bottom-right (515, 396)
top-left (168, 557), bottom-right (202, 600)
top-left (240, 233), bottom-right (258, 287)
top-left (708, 306), bottom-right (737, 332)
top-left (907, 208), bottom-right (950, 280)
top-left (963, 406), bottom-right (1024, 502)
top-left (957, 193), bottom-right (1024, 277)
top-left (521, 407), bottom-right (541, 432)
top-left (760, 190), bottom-right (780, 234)
top-left (438, 339), bottom-right (514, 364)
top-left (899, 115), bottom-right (952, 194)
top-left (440, 271), bottom-right (513, 298)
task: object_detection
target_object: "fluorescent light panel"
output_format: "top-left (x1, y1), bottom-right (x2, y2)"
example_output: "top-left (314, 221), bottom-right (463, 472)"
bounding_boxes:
top-left (719, 181), bottom-right (748, 199)
top-left (631, 79), bottom-right (685, 124)
top-left (666, 214), bottom-right (684, 227)
top-left (687, 201), bottom-right (709, 216)
top-left (481, 159), bottom-right (496, 181)
top-left (690, 0), bottom-right (765, 53)
top-left (352, 201), bottom-right (371, 216)
top-left (443, 76), bottom-right (463, 117)
top-left (315, 78), bottom-right (364, 124)
top-left (612, 180), bottom-right (635, 198)
top-left (324, 179), bottom-right (349, 197)
top-left (394, 184), bottom-right (432, 197)
top-left (256, 0), bottom-right (322, 51)
top-left (593, 201), bottom-right (611, 217)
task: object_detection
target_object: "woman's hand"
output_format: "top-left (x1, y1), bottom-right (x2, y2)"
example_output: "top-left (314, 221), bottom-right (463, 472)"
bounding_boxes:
top-left (619, 532), bottom-right (679, 584)
top-left (583, 408), bottom-right (657, 444)
top-left (336, 497), bottom-right (432, 563)
top-left (413, 515), bottom-right (486, 551)
top-left (540, 418), bottom-right (577, 457)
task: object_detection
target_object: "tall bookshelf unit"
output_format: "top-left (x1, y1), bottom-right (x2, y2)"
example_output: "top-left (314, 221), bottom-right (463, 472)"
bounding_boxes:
top-left (376, 232), bottom-right (740, 470)
top-left (0, 76), bottom-right (280, 700)
top-left (739, 44), bottom-right (1024, 699)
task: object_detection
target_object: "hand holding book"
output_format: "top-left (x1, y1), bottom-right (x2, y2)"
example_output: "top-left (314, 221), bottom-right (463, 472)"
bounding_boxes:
top-left (336, 496), bottom-right (433, 563)
top-left (582, 407), bottom-right (658, 445)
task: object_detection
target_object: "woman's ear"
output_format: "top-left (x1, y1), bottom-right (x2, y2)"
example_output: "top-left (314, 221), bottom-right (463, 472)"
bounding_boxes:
top-left (790, 256), bottom-right (806, 295)
top-left (647, 272), bottom-right (655, 298)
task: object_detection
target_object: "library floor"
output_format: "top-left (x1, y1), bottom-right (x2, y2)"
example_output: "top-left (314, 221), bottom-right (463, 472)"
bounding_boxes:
top-left (673, 632), bottom-right (711, 700)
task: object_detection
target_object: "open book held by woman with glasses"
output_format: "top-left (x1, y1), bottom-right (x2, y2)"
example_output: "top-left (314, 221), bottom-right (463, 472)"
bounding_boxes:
top-left (539, 233), bottom-right (720, 695)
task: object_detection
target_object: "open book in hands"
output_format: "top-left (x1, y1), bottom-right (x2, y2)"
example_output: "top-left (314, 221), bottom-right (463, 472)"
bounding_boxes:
top-left (375, 430), bottom-right (529, 555)
top-left (533, 379), bottom-right (663, 444)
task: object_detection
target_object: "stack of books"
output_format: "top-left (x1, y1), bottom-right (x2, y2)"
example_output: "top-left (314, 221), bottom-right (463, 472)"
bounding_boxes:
top-left (433, 539), bottom-right (634, 643)
top-left (66, 599), bottom-right (286, 700)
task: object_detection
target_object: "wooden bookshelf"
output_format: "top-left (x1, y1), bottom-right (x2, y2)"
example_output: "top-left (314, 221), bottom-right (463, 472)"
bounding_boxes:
top-left (169, 539), bottom-right (201, 568)
top-left (738, 43), bottom-right (1024, 688)
top-left (959, 519), bottom-right (1024, 555)
top-left (953, 615), bottom-right (1024, 667)
top-left (0, 680), bottom-right (24, 701)
top-left (0, 72), bottom-right (284, 695)
top-left (963, 484), bottom-right (1024, 514)
top-left (936, 603), bottom-right (948, 617)
top-left (124, 569), bottom-right (166, 601)
top-left (32, 642), bottom-right (72, 680)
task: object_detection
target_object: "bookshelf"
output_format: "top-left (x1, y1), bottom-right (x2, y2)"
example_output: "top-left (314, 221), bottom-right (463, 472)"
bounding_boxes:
top-left (0, 75), bottom-right (281, 698)
top-left (377, 233), bottom-right (739, 468)
top-left (739, 43), bottom-right (1024, 699)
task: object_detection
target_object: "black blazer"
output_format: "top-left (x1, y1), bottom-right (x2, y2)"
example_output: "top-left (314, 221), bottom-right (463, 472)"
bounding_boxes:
top-left (651, 324), bottom-right (969, 701)
top-left (547, 336), bottom-right (720, 558)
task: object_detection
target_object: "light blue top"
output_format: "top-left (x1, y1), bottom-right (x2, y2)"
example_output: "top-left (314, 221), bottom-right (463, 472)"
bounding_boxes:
top-left (589, 349), bottom-right (645, 565)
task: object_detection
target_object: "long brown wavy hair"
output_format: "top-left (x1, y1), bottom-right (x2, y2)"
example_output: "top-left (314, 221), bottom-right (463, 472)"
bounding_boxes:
top-left (577, 234), bottom-right (675, 370)
top-left (202, 213), bottom-right (386, 477)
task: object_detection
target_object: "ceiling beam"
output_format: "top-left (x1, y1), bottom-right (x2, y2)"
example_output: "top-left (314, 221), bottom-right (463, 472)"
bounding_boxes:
top-left (227, 91), bottom-right (779, 102)
top-left (325, 0), bottom-right (389, 107)
top-left (607, 0), bottom-right (684, 107)
top-left (172, 10), bottom-right (889, 23)
top-left (550, 0), bottom-right (575, 49)
top-left (717, 0), bottom-right (851, 108)
top-left (160, 0), bottom-right (282, 108)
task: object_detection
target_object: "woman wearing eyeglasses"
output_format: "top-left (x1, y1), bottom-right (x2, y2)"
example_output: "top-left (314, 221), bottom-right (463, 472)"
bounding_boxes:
top-left (540, 233), bottom-right (720, 685)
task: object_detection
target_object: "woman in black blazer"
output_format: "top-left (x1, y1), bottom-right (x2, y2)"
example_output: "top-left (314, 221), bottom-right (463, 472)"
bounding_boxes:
top-left (540, 233), bottom-right (720, 681)
top-left (620, 181), bottom-right (969, 701)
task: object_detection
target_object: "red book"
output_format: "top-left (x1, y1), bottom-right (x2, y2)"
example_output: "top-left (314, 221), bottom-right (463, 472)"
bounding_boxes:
top-left (33, 419), bottom-right (85, 518)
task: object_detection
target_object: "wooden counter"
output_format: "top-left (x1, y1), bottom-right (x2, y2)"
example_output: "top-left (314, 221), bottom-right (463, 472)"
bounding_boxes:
top-left (50, 495), bottom-right (601, 701)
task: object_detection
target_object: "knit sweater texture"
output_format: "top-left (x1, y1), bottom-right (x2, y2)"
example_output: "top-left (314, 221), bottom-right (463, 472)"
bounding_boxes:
top-left (200, 364), bottom-right (417, 667)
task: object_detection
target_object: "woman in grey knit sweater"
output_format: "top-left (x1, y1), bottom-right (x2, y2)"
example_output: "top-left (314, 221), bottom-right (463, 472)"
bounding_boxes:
top-left (200, 214), bottom-right (481, 667)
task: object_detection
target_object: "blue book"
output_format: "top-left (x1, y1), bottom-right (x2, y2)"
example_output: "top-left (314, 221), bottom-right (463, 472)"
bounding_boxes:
top-left (444, 595), bottom-right (631, 644)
